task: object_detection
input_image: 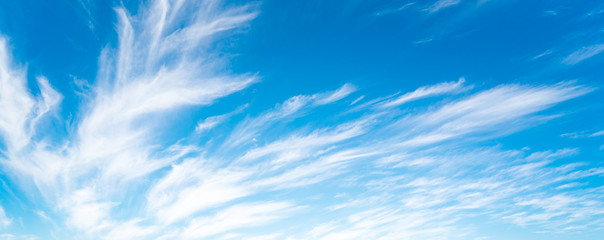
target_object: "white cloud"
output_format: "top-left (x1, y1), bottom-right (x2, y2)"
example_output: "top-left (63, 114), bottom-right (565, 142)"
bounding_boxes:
top-left (350, 95), bottom-right (365, 105)
top-left (561, 130), bottom-right (604, 139)
top-left (298, 147), bottom-right (604, 239)
top-left (61, 187), bottom-right (114, 231)
top-left (379, 78), bottom-right (466, 108)
top-left (563, 43), bottom-right (604, 65)
top-left (154, 168), bottom-right (253, 224)
top-left (0, 1), bottom-right (602, 239)
top-left (238, 118), bottom-right (369, 165)
top-left (590, 130), bottom-right (604, 137)
top-left (33, 210), bottom-right (53, 224)
top-left (70, 0), bottom-right (257, 222)
top-left (314, 83), bottom-right (357, 105)
top-left (0, 234), bottom-right (37, 240)
top-left (196, 104), bottom-right (248, 133)
top-left (543, 10), bottom-right (558, 16)
top-left (30, 77), bottom-right (62, 130)
top-left (375, 2), bottom-right (415, 16)
top-left (425, 0), bottom-right (461, 13)
top-left (0, 0), bottom-right (260, 237)
top-left (400, 82), bottom-right (591, 146)
top-left (222, 83), bottom-right (356, 150)
top-left (0, 206), bottom-right (11, 228)
top-left (103, 219), bottom-right (159, 240)
top-left (180, 202), bottom-right (294, 239)
top-left (196, 115), bottom-right (227, 133)
top-left (0, 39), bottom-right (62, 152)
top-left (532, 49), bottom-right (554, 60)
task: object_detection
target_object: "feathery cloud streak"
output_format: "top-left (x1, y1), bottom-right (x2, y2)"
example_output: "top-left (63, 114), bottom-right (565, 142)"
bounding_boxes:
top-left (563, 44), bottom-right (604, 65)
top-left (425, 0), bottom-right (461, 13)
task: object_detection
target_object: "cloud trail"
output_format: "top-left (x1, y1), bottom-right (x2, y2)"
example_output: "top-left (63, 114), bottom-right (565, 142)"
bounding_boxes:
top-left (425, 0), bottom-right (461, 13)
top-left (563, 43), bottom-right (604, 65)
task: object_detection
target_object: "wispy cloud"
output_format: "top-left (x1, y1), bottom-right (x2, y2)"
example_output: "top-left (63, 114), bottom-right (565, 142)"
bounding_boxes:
top-left (0, 0), bottom-right (602, 239)
top-left (561, 129), bottom-right (604, 139)
top-left (563, 43), bottom-right (604, 65)
top-left (315, 83), bottom-right (357, 105)
top-left (414, 37), bottom-right (434, 44)
top-left (591, 130), bottom-right (604, 137)
top-left (425, 0), bottom-right (461, 13)
top-left (301, 147), bottom-right (604, 239)
top-left (221, 83), bottom-right (356, 151)
top-left (0, 234), bottom-right (37, 240)
top-left (0, 206), bottom-right (11, 228)
top-left (0, 39), bottom-right (61, 152)
top-left (180, 202), bottom-right (294, 239)
top-left (533, 49), bottom-right (554, 60)
top-left (1, 0), bottom-right (260, 237)
top-left (375, 2), bottom-right (415, 16)
top-left (75, 0), bottom-right (96, 30)
top-left (400, 82), bottom-right (591, 146)
top-left (543, 10), bottom-right (558, 16)
top-left (378, 78), bottom-right (466, 108)
top-left (195, 104), bottom-right (248, 133)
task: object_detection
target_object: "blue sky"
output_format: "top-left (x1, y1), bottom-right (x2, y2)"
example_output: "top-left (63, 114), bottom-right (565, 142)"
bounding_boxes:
top-left (0, 0), bottom-right (603, 239)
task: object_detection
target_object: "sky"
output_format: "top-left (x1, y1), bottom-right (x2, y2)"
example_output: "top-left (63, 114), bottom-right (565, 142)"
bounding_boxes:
top-left (0, 0), bottom-right (603, 239)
